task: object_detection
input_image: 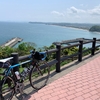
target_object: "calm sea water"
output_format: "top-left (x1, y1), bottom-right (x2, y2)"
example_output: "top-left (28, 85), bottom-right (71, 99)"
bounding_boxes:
top-left (0, 22), bottom-right (100, 48)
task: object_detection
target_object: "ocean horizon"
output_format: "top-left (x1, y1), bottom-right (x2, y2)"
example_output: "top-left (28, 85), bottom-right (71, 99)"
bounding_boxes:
top-left (0, 22), bottom-right (100, 48)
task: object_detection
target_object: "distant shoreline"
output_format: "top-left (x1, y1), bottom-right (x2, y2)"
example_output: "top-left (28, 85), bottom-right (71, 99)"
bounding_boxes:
top-left (29, 22), bottom-right (99, 30)
top-left (63, 26), bottom-right (89, 31)
top-left (49, 24), bottom-right (89, 31)
top-left (63, 26), bottom-right (100, 33)
top-left (45, 23), bottom-right (100, 33)
top-left (29, 22), bottom-right (100, 33)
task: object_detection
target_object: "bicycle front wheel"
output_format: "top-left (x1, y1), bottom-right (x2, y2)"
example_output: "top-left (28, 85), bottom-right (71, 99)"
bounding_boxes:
top-left (0, 74), bottom-right (15, 100)
top-left (29, 61), bottom-right (50, 90)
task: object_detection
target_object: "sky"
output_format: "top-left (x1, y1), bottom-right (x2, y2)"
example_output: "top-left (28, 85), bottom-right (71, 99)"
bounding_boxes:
top-left (0, 0), bottom-right (100, 23)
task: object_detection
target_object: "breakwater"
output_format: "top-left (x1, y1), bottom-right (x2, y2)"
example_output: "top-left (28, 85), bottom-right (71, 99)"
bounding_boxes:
top-left (1, 37), bottom-right (23, 47)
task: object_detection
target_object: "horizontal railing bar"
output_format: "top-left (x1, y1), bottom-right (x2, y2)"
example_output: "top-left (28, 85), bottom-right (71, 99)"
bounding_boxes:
top-left (61, 52), bottom-right (79, 61)
top-left (96, 45), bottom-right (100, 48)
top-left (83, 40), bottom-right (93, 44)
top-left (19, 55), bottom-right (29, 61)
top-left (46, 49), bottom-right (58, 54)
top-left (61, 43), bottom-right (80, 50)
top-left (39, 59), bottom-right (58, 69)
top-left (82, 48), bottom-right (92, 53)
top-left (96, 39), bottom-right (100, 41)
top-left (53, 38), bottom-right (83, 45)
top-left (47, 59), bottom-right (58, 67)
top-left (96, 41), bottom-right (100, 44)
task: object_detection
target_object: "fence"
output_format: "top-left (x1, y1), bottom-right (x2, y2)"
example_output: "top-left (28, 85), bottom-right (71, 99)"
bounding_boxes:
top-left (11, 38), bottom-right (100, 73)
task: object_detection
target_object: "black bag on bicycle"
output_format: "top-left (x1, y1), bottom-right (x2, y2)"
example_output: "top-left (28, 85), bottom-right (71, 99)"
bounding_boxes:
top-left (34, 52), bottom-right (44, 60)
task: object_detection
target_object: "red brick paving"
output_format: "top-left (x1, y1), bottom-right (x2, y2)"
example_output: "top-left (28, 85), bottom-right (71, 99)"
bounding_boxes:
top-left (25, 56), bottom-right (100, 100)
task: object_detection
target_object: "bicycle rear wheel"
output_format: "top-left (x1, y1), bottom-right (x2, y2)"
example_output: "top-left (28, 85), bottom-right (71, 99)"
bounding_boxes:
top-left (29, 61), bottom-right (50, 90)
top-left (0, 74), bottom-right (15, 100)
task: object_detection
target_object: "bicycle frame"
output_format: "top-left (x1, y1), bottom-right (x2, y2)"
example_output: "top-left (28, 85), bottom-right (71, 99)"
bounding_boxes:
top-left (4, 60), bottom-right (31, 76)
top-left (0, 51), bottom-right (49, 100)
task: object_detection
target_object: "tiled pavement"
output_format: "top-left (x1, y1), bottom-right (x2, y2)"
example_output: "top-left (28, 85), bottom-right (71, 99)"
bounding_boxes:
top-left (24, 53), bottom-right (100, 100)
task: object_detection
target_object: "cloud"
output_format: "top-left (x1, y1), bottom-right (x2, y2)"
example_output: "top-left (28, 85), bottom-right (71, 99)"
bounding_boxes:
top-left (51, 5), bottom-right (100, 23)
top-left (69, 5), bottom-right (100, 16)
top-left (51, 6), bottom-right (86, 17)
top-left (51, 11), bottom-right (64, 16)
top-left (88, 5), bottom-right (100, 15)
top-left (69, 6), bottom-right (86, 14)
top-left (70, 6), bottom-right (78, 13)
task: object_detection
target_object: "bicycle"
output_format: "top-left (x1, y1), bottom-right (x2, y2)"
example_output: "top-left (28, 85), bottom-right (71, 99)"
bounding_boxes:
top-left (0, 50), bottom-right (50, 100)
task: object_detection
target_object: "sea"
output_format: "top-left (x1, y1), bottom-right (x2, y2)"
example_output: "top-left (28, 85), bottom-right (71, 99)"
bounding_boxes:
top-left (0, 22), bottom-right (100, 48)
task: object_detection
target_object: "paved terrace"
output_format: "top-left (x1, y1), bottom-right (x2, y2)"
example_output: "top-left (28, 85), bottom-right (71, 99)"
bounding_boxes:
top-left (13, 51), bottom-right (100, 100)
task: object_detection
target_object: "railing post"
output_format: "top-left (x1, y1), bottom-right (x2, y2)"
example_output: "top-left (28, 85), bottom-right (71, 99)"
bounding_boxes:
top-left (11, 53), bottom-right (19, 72)
top-left (78, 40), bottom-right (83, 62)
top-left (56, 44), bottom-right (61, 72)
top-left (91, 38), bottom-right (96, 55)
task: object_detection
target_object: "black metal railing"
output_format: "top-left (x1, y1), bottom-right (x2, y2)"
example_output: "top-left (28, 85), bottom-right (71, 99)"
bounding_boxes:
top-left (11, 38), bottom-right (100, 72)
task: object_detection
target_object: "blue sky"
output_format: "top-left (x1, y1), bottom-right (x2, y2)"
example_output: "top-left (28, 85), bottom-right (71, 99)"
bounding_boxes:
top-left (0, 0), bottom-right (100, 23)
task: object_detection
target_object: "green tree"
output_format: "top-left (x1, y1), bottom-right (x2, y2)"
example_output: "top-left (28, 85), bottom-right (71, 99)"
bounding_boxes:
top-left (89, 25), bottom-right (100, 32)
top-left (0, 46), bottom-right (14, 58)
top-left (16, 42), bottom-right (36, 55)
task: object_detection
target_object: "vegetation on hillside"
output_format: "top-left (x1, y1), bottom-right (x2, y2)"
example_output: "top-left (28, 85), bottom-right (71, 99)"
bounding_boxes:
top-left (0, 42), bottom-right (35, 58)
top-left (0, 42), bottom-right (91, 60)
top-left (89, 25), bottom-right (100, 32)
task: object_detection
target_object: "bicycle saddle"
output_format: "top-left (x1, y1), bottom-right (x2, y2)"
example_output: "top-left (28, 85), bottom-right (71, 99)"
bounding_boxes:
top-left (0, 57), bottom-right (13, 63)
top-left (0, 57), bottom-right (13, 68)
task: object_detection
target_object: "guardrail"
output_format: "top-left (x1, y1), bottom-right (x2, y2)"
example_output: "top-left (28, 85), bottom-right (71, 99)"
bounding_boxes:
top-left (11, 38), bottom-right (100, 72)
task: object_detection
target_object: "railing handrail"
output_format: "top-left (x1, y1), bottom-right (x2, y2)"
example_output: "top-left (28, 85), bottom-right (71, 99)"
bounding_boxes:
top-left (11, 37), bottom-right (100, 72)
